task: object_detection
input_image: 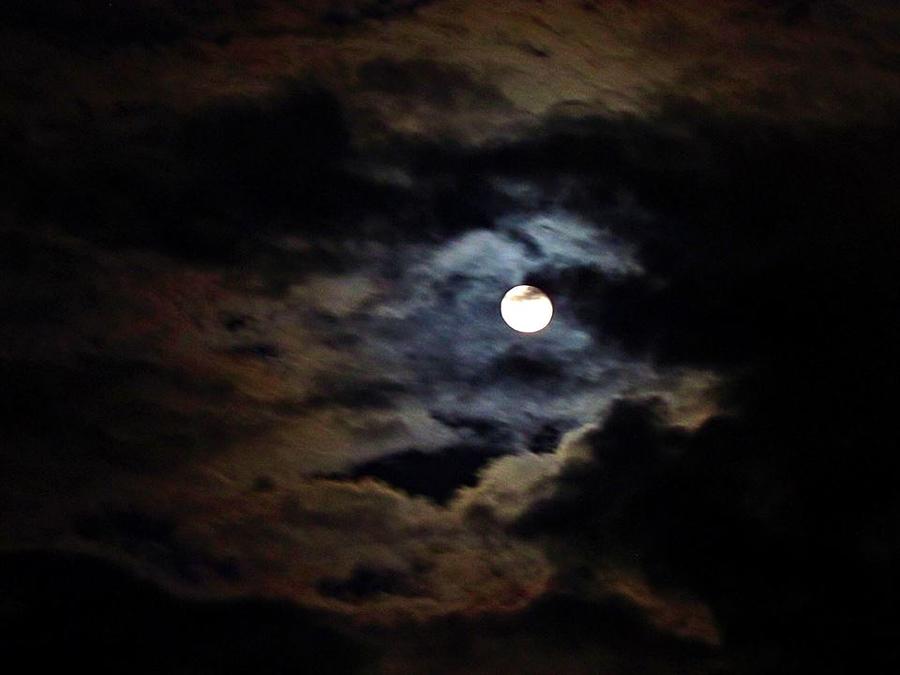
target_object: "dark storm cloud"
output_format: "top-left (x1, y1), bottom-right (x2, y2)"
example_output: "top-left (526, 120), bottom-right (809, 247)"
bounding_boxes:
top-left (1, 550), bottom-right (367, 675)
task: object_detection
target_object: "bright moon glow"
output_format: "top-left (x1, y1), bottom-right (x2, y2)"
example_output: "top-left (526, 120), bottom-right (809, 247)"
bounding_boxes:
top-left (500, 285), bottom-right (553, 333)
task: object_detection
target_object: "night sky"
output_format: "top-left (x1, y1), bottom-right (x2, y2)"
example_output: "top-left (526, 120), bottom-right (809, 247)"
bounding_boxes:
top-left (2, 2), bottom-right (899, 673)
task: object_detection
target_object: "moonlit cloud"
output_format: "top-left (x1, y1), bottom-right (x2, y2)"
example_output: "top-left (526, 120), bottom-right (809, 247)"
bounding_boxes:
top-left (3, 2), bottom-right (899, 673)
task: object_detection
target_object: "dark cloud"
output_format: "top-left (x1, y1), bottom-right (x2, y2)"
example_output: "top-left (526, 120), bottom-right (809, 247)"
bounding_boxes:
top-left (1, 79), bottom-right (519, 296)
top-left (517, 41), bottom-right (552, 59)
top-left (485, 347), bottom-right (568, 384)
top-left (0, 228), bottom-right (276, 518)
top-left (357, 57), bottom-right (507, 109)
top-left (0, 357), bottom-right (246, 472)
top-left (317, 564), bottom-right (425, 602)
top-left (329, 444), bottom-right (509, 504)
top-left (379, 592), bottom-right (723, 675)
top-left (3, 1), bottom-right (900, 672)
top-left (180, 84), bottom-right (348, 225)
top-left (322, 0), bottom-right (438, 26)
top-left (516, 393), bottom-right (898, 672)
top-left (2, 80), bottom-right (357, 281)
top-left (430, 411), bottom-right (513, 445)
top-left (228, 342), bottom-right (282, 360)
top-left (490, 100), bottom-right (900, 672)
top-left (0, 228), bottom-right (102, 334)
top-left (527, 421), bottom-right (570, 455)
top-left (507, 104), bottom-right (900, 371)
top-left (4, 59), bottom-right (897, 675)
top-left (0, 550), bottom-right (367, 674)
top-left (75, 507), bottom-right (241, 585)
top-left (252, 475), bottom-right (277, 492)
top-left (304, 379), bottom-right (408, 411)
top-left (222, 313), bottom-right (253, 332)
top-left (3, 1), bottom-right (238, 50)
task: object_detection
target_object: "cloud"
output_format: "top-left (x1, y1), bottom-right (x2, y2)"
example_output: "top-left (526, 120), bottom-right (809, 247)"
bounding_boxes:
top-left (317, 564), bottom-right (426, 602)
top-left (327, 444), bottom-right (510, 504)
top-left (1, 549), bottom-right (368, 674)
top-left (436, 85), bottom-right (899, 673)
top-left (1, 90), bottom-right (728, 637)
top-left (4, 547), bottom-right (722, 675)
top-left (322, 0), bottom-right (439, 26)
top-left (357, 58), bottom-right (507, 109)
top-left (484, 347), bottom-right (568, 384)
top-left (75, 508), bottom-right (241, 585)
top-left (219, 478), bottom-right (553, 621)
top-left (494, 100), bottom-right (900, 664)
top-left (512, 387), bottom-right (896, 670)
top-left (526, 421), bottom-right (570, 454)
top-left (452, 451), bottom-right (563, 527)
top-left (377, 591), bottom-right (723, 675)
top-left (4, 1), bottom-right (234, 51)
top-left (303, 379), bottom-right (409, 411)
top-left (4, 3), bottom-right (900, 671)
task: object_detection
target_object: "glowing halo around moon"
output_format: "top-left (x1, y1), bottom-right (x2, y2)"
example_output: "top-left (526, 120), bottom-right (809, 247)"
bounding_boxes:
top-left (500, 285), bottom-right (553, 333)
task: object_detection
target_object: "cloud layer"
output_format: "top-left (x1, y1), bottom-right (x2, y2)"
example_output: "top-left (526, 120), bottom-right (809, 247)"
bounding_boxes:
top-left (2, 1), bottom-right (900, 673)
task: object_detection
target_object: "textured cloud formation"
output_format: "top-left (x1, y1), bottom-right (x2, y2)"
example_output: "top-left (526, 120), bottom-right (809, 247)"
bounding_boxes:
top-left (2, 1), bottom-right (900, 674)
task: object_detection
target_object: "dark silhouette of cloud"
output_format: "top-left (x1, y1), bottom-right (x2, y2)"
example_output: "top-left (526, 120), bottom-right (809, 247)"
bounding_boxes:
top-left (0, 550), bottom-right (368, 674)
top-left (75, 508), bottom-right (242, 585)
top-left (317, 564), bottom-right (425, 602)
top-left (4, 79), bottom-right (898, 672)
top-left (527, 421), bottom-right (572, 455)
top-left (486, 348), bottom-right (568, 384)
top-left (329, 444), bottom-right (509, 504)
top-left (4, 1), bottom-right (242, 50)
top-left (379, 591), bottom-right (723, 675)
top-left (429, 411), bottom-right (513, 444)
top-left (492, 103), bottom-right (900, 673)
top-left (3, 81), bottom-right (351, 271)
top-left (0, 357), bottom-right (247, 472)
top-left (516, 391), bottom-right (898, 672)
top-left (303, 379), bottom-right (409, 411)
top-left (1, 79), bottom-right (522, 295)
top-left (322, 0), bottom-right (439, 26)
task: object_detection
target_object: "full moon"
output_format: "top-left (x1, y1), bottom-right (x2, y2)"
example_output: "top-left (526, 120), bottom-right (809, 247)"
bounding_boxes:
top-left (500, 285), bottom-right (553, 333)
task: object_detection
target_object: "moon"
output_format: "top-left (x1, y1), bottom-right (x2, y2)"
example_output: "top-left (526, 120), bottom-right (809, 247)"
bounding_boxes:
top-left (500, 285), bottom-right (553, 333)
